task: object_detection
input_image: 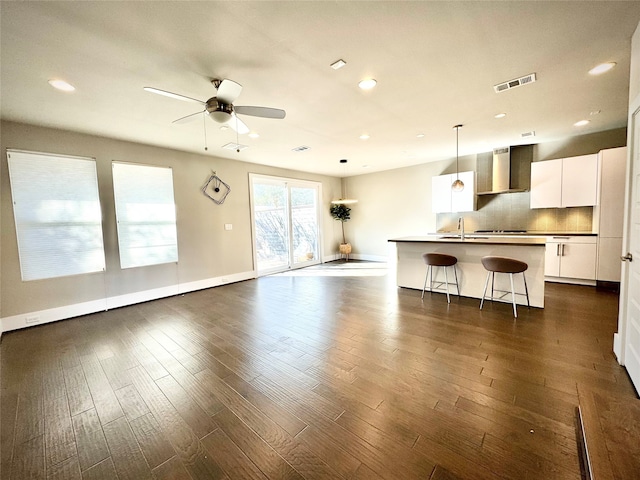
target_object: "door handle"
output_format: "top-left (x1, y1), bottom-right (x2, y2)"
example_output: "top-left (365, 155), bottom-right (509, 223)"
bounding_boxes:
top-left (621, 253), bottom-right (633, 262)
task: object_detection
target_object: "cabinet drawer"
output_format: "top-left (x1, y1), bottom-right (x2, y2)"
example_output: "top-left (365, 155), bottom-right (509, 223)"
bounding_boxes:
top-left (546, 236), bottom-right (597, 244)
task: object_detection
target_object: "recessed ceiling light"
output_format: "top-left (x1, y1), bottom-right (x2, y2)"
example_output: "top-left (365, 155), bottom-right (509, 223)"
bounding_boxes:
top-left (330, 59), bottom-right (346, 70)
top-left (359, 134), bottom-right (370, 140)
top-left (416, 134), bottom-right (425, 138)
top-left (48, 79), bottom-right (75, 92)
top-left (219, 125), bottom-right (229, 131)
top-left (248, 132), bottom-right (260, 138)
top-left (495, 113), bottom-right (506, 119)
top-left (358, 78), bottom-right (377, 90)
top-left (589, 62), bottom-right (616, 75)
top-left (574, 120), bottom-right (590, 127)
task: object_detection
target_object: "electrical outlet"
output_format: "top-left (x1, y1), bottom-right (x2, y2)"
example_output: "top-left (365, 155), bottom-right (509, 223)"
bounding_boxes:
top-left (25, 315), bottom-right (40, 324)
top-left (224, 223), bottom-right (233, 231)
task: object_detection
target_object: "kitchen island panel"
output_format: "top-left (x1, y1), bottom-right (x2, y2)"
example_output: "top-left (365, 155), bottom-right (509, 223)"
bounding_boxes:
top-left (390, 239), bottom-right (545, 308)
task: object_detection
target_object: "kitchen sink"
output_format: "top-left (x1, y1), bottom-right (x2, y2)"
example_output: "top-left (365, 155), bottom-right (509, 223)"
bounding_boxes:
top-left (438, 235), bottom-right (489, 240)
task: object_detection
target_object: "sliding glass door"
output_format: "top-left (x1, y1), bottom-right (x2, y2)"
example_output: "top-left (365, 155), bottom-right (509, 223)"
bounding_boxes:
top-left (250, 174), bottom-right (322, 275)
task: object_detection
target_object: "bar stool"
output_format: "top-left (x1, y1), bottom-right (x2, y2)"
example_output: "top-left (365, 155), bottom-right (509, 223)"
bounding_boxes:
top-left (421, 253), bottom-right (460, 303)
top-left (479, 256), bottom-right (530, 318)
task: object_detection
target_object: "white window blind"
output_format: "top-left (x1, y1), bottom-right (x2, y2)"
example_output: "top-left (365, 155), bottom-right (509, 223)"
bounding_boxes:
top-left (7, 150), bottom-right (106, 281)
top-left (112, 162), bottom-right (178, 269)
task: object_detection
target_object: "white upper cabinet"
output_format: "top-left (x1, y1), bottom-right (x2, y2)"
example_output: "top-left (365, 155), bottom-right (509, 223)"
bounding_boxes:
top-left (561, 154), bottom-right (598, 207)
top-left (432, 171), bottom-right (476, 213)
top-left (597, 147), bottom-right (627, 237)
top-left (530, 159), bottom-right (562, 208)
top-left (530, 154), bottom-right (598, 208)
top-left (432, 173), bottom-right (452, 213)
top-left (451, 171), bottom-right (476, 212)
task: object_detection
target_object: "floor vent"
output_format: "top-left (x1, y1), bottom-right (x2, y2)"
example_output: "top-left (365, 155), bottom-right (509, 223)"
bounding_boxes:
top-left (494, 73), bottom-right (537, 93)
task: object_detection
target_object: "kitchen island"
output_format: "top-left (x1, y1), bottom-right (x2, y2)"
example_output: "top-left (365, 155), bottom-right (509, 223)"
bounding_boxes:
top-left (388, 235), bottom-right (547, 308)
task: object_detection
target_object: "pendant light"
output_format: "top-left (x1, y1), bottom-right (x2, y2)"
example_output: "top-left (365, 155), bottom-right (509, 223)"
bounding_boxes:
top-left (331, 159), bottom-right (358, 204)
top-left (451, 124), bottom-right (465, 192)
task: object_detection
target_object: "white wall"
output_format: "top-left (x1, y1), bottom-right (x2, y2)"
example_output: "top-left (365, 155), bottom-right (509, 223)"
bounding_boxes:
top-left (0, 121), bottom-right (342, 331)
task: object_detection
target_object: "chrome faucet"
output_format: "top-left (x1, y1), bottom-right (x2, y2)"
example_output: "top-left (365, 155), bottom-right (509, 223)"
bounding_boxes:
top-left (458, 216), bottom-right (465, 240)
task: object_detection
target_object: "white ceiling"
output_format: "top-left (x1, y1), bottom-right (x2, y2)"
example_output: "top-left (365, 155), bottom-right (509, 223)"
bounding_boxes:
top-left (2, 1), bottom-right (640, 177)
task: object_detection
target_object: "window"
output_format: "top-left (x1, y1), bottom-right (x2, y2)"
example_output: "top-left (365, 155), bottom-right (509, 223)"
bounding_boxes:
top-left (7, 150), bottom-right (106, 281)
top-left (112, 162), bottom-right (178, 269)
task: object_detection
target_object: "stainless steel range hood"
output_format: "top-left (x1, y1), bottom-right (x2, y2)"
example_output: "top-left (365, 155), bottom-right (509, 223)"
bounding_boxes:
top-left (492, 147), bottom-right (511, 192)
top-left (477, 146), bottom-right (530, 195)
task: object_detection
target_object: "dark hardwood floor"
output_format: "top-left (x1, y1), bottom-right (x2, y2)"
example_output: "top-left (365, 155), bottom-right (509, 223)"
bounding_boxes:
top-left (1, 261), bottom-right (637, 480)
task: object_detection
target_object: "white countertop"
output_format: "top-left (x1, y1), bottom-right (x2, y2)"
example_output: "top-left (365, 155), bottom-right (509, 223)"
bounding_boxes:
top-left (388, 235), bottom-right (546, 246)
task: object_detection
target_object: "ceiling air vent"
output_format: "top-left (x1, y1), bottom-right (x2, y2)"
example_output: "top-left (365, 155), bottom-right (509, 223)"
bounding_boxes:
top-left (521, 131), bottom-right (536, 138)
top-left (292, 145), bottom-right (310, 152)
top-left (222, 142), bottom-right (248, 151)
top-left (493, 73), bottom-right (537, 93)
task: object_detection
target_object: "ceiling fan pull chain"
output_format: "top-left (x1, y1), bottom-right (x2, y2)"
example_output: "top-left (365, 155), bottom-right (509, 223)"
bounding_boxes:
top-left (236, 116), bottom-right (240, 153)
top-left (203, 113), bottom-right (208, 151)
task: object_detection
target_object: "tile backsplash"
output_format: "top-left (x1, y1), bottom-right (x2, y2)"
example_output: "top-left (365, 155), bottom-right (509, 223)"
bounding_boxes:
top-left (436, 191), bottom-right (593, 233)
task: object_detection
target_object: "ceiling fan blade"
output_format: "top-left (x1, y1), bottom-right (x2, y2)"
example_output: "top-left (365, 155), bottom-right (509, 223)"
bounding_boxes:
top-left (172, 111), bottom-right (205, 124)
top-left (234, 106), bottom-right (286, 119)
top-left (144, 87), bottom-right (205, 104)
top-left (226, 113), bottom-right (250, 134)
top-left (216, 79), bottom-right (243, 104)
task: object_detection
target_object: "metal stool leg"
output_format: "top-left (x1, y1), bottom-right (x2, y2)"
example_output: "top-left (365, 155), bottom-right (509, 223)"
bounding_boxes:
top-left (444, 266), bottom-right (450, 303)
top-left (480, 271), bottom-right (491, 310)
top-left (453, 265), bottom-right (460, 297)
top-left (421, 265), bottom-right (430, 299)
top-left (509, 272), bottom-right (518, 318)
top-left (490, 272), bottom-right (495, 301)
top-left (523, 272), bottom-right (530, 308)
top-left (430, 266), bottom-right (435, 294)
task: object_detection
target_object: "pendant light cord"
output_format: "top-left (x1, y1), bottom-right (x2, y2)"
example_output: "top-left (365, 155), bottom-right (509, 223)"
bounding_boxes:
top-left (456, 126), bottom-right (459, 181)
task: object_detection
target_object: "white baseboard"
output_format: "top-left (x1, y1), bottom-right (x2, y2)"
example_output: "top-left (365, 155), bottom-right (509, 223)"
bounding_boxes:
top-left (544, 276), bottom-right (597, 287)
top-left (323, 253), bottom-right (388, 263)
top-left (1, 270), bottom-right (256, 333)
top-left (2, 298), bottom-right (108, 333)
top-left (349, 253), bottom-right (388, 262)
top-left (178, 270), bottom-right (255, 294)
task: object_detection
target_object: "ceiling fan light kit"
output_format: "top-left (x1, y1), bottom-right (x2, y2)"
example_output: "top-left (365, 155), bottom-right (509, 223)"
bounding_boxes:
top-left (145, 78), bottom-right (285, 137)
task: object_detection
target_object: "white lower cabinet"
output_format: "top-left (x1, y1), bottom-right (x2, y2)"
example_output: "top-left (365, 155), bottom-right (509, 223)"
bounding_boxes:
top-left (545, 236), bottom-right (597, 282)
top-left (597, 237), bottom-right (623, 282)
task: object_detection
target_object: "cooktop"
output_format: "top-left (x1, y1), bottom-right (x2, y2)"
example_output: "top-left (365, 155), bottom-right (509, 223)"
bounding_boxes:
top-left (474, 229), bottom-right (527, 233)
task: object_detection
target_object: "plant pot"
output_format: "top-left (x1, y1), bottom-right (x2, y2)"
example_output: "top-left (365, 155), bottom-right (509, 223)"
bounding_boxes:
top-left (339, 243), bottom-right (352, 260)
top-left (339, 243), bottom-right (352, 254)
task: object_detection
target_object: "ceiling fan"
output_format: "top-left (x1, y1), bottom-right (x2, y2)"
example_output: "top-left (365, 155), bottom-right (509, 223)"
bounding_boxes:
top-left (144, 78), bottom-right (286, 134)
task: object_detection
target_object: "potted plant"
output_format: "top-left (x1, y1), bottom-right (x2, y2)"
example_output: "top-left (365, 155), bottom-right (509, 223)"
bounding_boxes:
top-left (330, 203), bottom-right (352, 260)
